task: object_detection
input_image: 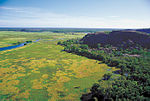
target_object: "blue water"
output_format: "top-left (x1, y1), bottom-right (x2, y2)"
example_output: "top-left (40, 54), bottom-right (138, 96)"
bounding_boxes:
top-left (0, 39), bottom-right (40, 51)
top-left (33, 39), bottom-right (40, 42)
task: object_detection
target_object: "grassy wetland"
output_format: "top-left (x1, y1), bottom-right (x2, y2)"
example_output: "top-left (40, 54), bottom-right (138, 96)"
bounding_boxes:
top-left (0, 31), bottom-right (118, 101)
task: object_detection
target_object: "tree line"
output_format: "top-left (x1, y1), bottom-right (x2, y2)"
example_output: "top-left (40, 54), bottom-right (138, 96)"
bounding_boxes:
top-left (58, 38), bottom-right (150, 101)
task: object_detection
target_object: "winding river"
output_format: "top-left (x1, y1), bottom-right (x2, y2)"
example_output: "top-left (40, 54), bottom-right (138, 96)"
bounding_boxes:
top-left (0, 39), bottom-right (40, 51)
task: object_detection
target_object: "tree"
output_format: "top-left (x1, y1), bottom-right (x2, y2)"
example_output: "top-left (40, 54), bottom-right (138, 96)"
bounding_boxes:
top-left (97, 43), bottom-right (101, 49)
top-left (80, 44), bottom-right (88, 49)
top-left (103, 73), bottom-right (112, 80)
top-left (57, 41), bottom-right (61, 45)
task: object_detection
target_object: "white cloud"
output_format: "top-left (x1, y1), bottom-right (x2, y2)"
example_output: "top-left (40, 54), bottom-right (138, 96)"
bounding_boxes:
top-left (0, 6), bottom-right (150, 28)
top-left (0, 6), bottom-right (16, 10)
top-left (0, 6), bottom-right (25, 12)
top-left (109, 16), bottom-right (120, 18)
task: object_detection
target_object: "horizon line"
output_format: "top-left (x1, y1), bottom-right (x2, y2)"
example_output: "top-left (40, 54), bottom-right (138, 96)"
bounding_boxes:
top-left (0, 27), bottom-right (149, 29)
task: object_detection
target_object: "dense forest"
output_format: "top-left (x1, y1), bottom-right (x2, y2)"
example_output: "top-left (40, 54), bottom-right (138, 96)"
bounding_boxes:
top-left (81, 30), bottom-right (150, 49)
top-left (57, 31), bottom-right (150, 101)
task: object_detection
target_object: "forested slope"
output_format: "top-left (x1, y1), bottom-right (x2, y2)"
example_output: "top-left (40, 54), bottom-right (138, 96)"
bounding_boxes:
top-left (58, 31), bottom-right (150, 101)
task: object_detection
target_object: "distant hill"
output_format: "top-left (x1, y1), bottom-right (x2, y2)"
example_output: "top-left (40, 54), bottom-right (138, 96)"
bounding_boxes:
top-left (136, 28), bottom-right (150, 33)
top-left (81, 30), bottom-right (150, 49)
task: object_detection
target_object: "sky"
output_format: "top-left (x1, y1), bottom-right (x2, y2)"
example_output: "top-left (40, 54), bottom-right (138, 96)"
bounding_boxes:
top-left (0, 0), bottom-right (150, 28)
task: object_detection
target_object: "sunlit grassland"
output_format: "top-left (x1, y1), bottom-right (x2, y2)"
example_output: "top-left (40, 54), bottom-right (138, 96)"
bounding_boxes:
top-left (0, 31), bottom-right (118, 101)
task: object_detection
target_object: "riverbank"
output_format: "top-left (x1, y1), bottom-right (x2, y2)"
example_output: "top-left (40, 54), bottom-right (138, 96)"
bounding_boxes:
top-left (0, 39), bottom-right (40, 51)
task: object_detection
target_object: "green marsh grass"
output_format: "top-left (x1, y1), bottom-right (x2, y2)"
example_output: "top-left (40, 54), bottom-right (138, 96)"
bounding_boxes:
top-left (0, 31), bottom-right (118, 101)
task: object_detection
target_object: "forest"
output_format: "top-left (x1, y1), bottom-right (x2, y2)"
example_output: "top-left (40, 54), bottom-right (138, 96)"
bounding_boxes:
top-left (58, 33), bottom-right (150, 100)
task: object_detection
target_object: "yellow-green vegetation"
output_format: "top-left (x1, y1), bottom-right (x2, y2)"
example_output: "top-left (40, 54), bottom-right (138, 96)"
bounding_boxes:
top-left (0, 31), bottom-right (118, 101)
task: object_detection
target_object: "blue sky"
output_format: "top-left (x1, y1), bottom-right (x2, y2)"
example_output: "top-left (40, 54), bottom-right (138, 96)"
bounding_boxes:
top-left (0, 0), bottom-right (150, 28)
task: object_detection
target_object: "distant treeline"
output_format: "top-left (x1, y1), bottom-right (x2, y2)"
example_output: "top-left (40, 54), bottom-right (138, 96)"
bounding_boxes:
top-left (58, 38), bottom-right (150, 101)
top-left (0, 28), bottom-right (149, 33)
top-left (0, 28), bottom-right (117, 33)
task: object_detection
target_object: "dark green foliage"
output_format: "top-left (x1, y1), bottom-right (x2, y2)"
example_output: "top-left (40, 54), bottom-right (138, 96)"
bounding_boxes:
top-left (80, 44), bottom-right (88, 49)
top-left (103, 73), bottom-right (112, 80)
top-left (91, 79), bottom-right (144, 101)
top-left (57, 41), bottom-right (61, 45)
top-left (26, 40), bottom-right (32, 43)
top-left (81, 30), bottom-right (150, 49)
top-left (12, 41), bottom-right (22, 45)
top-left (97, 43), bottom-right (101, 49)
top-left (12, 40), bottom-right (32, 45)
top-left (58, 39), bottom-right (150, 100)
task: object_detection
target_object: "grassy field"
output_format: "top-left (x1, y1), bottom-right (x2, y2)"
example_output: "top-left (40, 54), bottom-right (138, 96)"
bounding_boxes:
top-left (0, 31), bottom-right (118, 101)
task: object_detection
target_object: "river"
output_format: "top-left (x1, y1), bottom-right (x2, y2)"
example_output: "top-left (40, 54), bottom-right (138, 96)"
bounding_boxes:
top-left (0, 39), bottom-right (40, 51)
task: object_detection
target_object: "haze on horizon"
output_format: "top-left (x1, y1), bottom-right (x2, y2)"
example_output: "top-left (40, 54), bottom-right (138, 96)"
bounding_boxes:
top-left (0, 0), bottom-right (150, 28)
